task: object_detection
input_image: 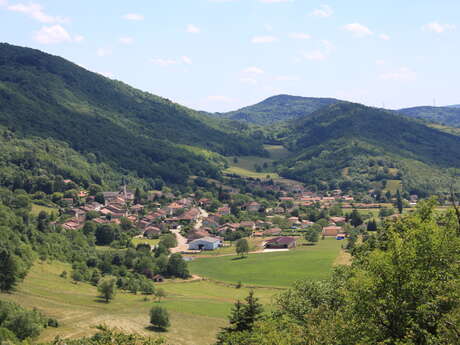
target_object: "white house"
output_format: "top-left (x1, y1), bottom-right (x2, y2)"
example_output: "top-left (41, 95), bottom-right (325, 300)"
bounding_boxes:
top-left (188, 237), bottom-right (222, 251)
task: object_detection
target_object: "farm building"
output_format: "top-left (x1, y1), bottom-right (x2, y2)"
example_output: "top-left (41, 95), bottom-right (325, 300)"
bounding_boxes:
top-left (188, 236), bottom-right (222, 250)
top-left (265, 236), bottom-right (297, 249)
top-left (323, 226), bottom-right (342, 237)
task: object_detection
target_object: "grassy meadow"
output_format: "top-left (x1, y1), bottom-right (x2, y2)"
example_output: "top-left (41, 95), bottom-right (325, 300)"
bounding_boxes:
top-left (0, 262), bottom-right (277, 345)
top-left (189, 238), bottom-right (343, 287)
top-left (224, 145), bottom-right (291, 179)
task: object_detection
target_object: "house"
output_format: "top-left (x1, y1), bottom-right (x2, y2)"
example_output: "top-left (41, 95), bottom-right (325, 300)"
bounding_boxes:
top-left (265, 236), bottom-right (296, 249)
top-left (188, 237), bottom-right (222, 250)
top-left (187, 229), bottom-right (211, 242)
top-left (240, 221), bottom-right (256, 230)
top-left (144, 226), bottom-right (161, 239)
top-left (165, 202), bottom-right (183, 215)
top-left (217, 206), bottom-right (231, 216)
top-left (102, 192), bottom-right (120, 203)
top-left (330, 216), bottom-right (346, 224)
top-left (263, 227), bottom-right (282, 236)
top-left (246, 201), bottom-right (261, 212)
top-left (153, 274), bottom-right (164, 282)
top-left (323, 226), bottom-right (342, 237)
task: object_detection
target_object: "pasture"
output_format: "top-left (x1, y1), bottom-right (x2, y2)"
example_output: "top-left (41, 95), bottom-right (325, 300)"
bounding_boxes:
top-left (189, 238), bottom-right (343, 287)
top-left (0, 262), bottom-right (277, 345)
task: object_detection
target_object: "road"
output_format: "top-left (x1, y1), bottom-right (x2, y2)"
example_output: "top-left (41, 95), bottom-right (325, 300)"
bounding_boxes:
top-left (170, 207), bottom-right (208, 253)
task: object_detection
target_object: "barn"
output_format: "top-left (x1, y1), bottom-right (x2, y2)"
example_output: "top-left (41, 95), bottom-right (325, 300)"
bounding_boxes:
top-left (188, 236), bottom-right (222, 251)
top-left (265, 236), bottom-right (297, 249)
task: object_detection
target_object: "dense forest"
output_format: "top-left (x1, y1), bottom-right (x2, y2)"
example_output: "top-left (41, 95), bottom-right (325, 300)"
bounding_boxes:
top-left (212, 95), bottom-right (338, 125)
top-left (398, 106), bottom-right (460, 128)
top-left (0, 43), bottom-right (265, 185)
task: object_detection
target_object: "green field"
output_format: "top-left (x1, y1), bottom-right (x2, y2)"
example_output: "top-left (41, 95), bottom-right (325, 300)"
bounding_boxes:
top-left (132, 238), bottom-right (160, 247)
top-left (0, 262), bottom-right (277, 345)
top-left (384, 180), bottom-right (402, 194)
top-left (189, 238), bottom-right (343, 287)
top-left (224, 145), bottom-right (291, 179)
top-left (31, 203), bottom-right (58, 216)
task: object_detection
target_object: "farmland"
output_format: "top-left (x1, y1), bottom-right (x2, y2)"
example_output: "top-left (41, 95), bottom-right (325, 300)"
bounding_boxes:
top-left (189, 238), bottom-right (343, 287)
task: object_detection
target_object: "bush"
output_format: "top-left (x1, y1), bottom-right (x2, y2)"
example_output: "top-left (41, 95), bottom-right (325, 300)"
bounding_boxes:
top-left (149, 306), bottom-right (170, 330)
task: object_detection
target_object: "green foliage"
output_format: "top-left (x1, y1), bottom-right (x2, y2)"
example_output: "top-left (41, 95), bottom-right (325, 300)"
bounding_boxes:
top-left (220, 201), bottom-right (460, 345)
top-left (97, 279), bottom-right (116, 303)
top-left (48, 326), bottom-right (166, 345)
top-left (278, 102), bottom-right (460, 195)
top-left (235, 239), bottom-right (249, 257)
top-left (149, 306), bottom-right (170, 330)
top-left (0, 300), bottom-right (48, 341)
top-left (215, 95), bottom-right (338, 125)
top-left (399, 106), bottom-right (460, 128)
top-left (304, 228), bottom-right (320, 244)
top-left (166, 254), bottom-right (190, 279)
top-left (0, 43), bottom-right (265, 185)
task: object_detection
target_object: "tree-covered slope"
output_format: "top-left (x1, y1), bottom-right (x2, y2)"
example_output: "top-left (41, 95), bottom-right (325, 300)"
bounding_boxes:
top-left (278, 102), bottom-right (460, 195)
top-left (398, 106), bottom-right (460, 128)
top-left (213, 95), bottom-right (339, 125)
top-left (0, 43), bottom-right (264, 184)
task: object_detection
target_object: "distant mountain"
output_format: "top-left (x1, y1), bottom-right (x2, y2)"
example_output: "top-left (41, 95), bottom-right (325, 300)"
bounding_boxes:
top-left (0, 43), bottom-right (265, 185)
top-left (213, 95), bottom-right (339, 125)
top-left (277, 102), bottom-right (460, 196)
top-left (448, 104), bottom-right (460, 108)
top-left (398, 106), bottom-right (460, 128)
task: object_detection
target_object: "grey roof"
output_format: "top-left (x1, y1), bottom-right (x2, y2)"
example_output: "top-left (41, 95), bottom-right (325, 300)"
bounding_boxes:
top-left (189, 236), bottom-right (221, 244)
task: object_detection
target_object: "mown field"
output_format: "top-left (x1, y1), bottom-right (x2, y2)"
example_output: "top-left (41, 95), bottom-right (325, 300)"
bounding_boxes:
top-left (31, 203), bottom-right (58, 216)
top-left (189, 238), bottom-right (343, 287)
top-left (224, 145), bottom-right (291, 179)
top-left (0, 262), bottom-right (277, 345)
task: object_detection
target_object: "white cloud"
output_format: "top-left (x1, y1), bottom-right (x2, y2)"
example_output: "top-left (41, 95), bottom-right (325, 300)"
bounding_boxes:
top-left (289, 32), bottom-right (311, 40)
top-left (0, 0), bottom-right (8, 6)
top-left (380, 67), bottom-right (416, 81)
top-left (310, 4), bottom-right (333, 17)
top-left (122, 13), bottom-right (144, 21)
top-left (321, 39), bottom-right (335, 52)
top-left (182, 56), bottom-right (192, 64)
top-left (276, 75), bottom-right (300, 81)
top-left (96, 48), bottom-right (112, 57)
top-left (150, 58), bottom-right (178, 66)
top-left (422, 21), bottom-right (456, 33)
top-left (343, 23), bottom-right (373, 37)
top-left (119, 36), bottom-right (133, 44)
top-left (379, 33), bottom-right (390, 41)
top-left (240, 77), bottom-right (257, 85)
top-left (375, 59), bottom-right (385, 65)
top-left (207, 95), bottom-right (233, 102)
top-left (8, 2), bottom-right (68, 23)
top-left (34, 25), bottom-right (72, 44)
top-left (243, 66), bottom-right (264, 74)
top-left (74, 34), bottom-right (84, 42)
top-left (251, 35), bottom-right (278, 43)
top-left (186, 24), bottom-right (201, 33)
top-left (303, 50), bottom-right (326, 61)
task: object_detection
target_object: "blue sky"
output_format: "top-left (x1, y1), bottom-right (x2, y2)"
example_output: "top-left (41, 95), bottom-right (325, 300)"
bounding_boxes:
top-left (1, 0), bottom-right (459, 111)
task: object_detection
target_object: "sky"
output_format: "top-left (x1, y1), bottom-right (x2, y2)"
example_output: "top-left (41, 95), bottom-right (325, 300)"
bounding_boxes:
top-left (1, 0), bottom-right (459, 112)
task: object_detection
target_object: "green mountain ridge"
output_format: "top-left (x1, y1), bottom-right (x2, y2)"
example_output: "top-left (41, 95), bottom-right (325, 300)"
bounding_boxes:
top-left (277, 102), bottom-right (460, 195)
top-left (398, 106), bottom-right (460, 128)
top-left (212, 94), bottom-right (339, 125)
top-left (0, 43), bottom-right (264, 186)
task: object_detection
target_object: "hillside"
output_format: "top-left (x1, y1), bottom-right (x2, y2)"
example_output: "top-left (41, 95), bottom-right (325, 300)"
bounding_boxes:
top-left (0, 43), bottom-right (265, 185)
top-left (212, 95), bottom-right (339, 125)
top-left (278, 102), bottom-right (460, 195)
top-left (398, 106), bottom-right (460, 128)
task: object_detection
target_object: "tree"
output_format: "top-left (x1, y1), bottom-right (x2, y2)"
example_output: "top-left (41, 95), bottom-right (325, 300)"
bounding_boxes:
top-left (396, 189), bottom-right (404, 214)
top-left (235, 239), bottom-right (249, 257)
top-left (159, 234), bottom-right (177, 249)
top-left (149, 306), bottom-right (170, 330)
top-left (134, 187), bottom-right (142, 205)
top-left (98, 279), bottom-right (116, 303)
top-left (155, 288), bottom-right (167, 303)
top-left (0, 249), bottom-right (21, 292)
top-left (304, 228), bottom-right (320, 244)
top-left (166, 254), bottom-right (189, 278)
top-left (217, 290), bottom-right (264, 342)
top-left (349, 209), bottom-right (363, 227)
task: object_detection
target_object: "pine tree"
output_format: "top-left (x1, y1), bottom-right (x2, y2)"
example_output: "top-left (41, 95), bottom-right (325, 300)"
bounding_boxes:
top-left (396, 190), bottom-right (403, 214)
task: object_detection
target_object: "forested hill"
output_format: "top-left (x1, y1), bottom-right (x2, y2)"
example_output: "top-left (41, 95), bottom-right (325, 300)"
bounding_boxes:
top-left (0, 43), bottom-right (265, 185)
top-left (278, 102), bottom-right (460, 195)
top-left (398, 106), bottom-right (460, 128)
top-left (212, 95), bottom-right (339, 125)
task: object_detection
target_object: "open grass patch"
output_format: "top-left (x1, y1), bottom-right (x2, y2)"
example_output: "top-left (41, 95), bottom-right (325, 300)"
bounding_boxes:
top-left (189, 238), bottom-right (343, 287)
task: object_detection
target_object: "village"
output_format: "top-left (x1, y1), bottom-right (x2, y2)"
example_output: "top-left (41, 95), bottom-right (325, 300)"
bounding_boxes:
top-left (56, 177), bottom-right (416, 255)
